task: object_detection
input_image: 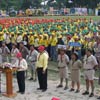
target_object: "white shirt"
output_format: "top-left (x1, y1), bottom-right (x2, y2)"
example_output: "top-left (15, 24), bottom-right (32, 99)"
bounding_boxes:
top-left (11, 48), bottom-right (19, 64)
top-left (11, 48), bottom-right (19, 57)
top-left (13, 59), bottom-right (28, 71)
top-left (0, 48), bottom-right (2, 63)
top-left (94, 43), bottom-right (100, 53)
top-left (16, 35), bottom-right (22, 43)
top-left (83, 55), bottom-right (98, 69)
top-left (57, 54), bottom-right (69, 68)
top-left (28, 50), bottom-right (38, 62)
top-left (34, 38), bottom-right (39, 47)
top-left (5, 35), bottom-right (11, 44)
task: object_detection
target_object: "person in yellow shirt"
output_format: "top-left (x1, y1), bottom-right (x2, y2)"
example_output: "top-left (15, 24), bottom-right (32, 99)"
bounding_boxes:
top-left (11, 33), bottom-right (16, 44)
top-left (50, 33), bottom-right (58, 61)
top-left (38, 35), bottom-right (43, 46)
top-left (0, 32), bottom-right (4, 47)
top-left (28, 34), bottom-right (34, 46)
top-left (42, 34), bottom-right (49, 49)
top-left (34, 35), bottom-right (39, 50)
top-left (36, 46), bottom-right (49, 92)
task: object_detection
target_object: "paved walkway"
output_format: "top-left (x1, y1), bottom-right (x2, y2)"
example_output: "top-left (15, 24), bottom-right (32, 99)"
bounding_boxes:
top-left (0, 74), bottom-right (99, 100)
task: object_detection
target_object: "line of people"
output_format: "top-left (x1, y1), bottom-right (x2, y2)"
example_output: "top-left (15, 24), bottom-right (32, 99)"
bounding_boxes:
top-left (57, 48), bottom-right (99, 99)
top-left (0, 39), bottom-right (100, 99)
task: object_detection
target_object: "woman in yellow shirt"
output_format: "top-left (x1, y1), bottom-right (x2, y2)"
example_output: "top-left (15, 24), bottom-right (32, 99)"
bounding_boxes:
top-left (28, 34), bottom-right (34, 46)
top-left (50, 34), bottom-right (58, 61)
top-left (38, 35), bottom-right (43, 46)
top-left (0, 33), bottom-right (4, 47)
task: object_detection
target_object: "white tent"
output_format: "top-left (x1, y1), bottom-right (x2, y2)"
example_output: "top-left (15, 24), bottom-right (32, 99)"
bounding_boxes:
top-left (41, 0), bottom-right (48, 5)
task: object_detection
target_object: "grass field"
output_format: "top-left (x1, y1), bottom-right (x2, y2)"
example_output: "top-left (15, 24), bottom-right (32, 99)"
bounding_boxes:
top-left (27, 15), bottom-right (100, 22)
top-left (48, 61), bottom-right (100, 88)
top-left (8, 15), bottom-right (100, 22)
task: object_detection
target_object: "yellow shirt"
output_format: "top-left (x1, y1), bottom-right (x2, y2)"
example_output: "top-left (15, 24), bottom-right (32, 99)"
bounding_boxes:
top-left (28, 36), bottom-right (34, 45)
top-left (42, 39), bottom-right (48, 47)
top-left (51, 37), bottom-right (58, 46)
top-left (83, 41), bottom-right (88, 48)
top-left (11, 36), bottom-right (16, 44)
top-left (36, 51), bottom-right (49, 71)
top-left (0, 35), bottom-right (4, 41)
top-left (38, 39), bottom-right (43, 46)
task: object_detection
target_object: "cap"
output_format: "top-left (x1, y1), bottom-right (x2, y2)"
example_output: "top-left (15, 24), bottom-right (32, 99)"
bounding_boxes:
top-left (16, 52), bottom-right (22, 58)
top-left (38, 46), bottom-right (45, 51)
top-left (52, 97), bottom-right (60, 100)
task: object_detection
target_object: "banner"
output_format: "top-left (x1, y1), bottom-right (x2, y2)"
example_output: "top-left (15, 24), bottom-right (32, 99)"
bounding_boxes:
top-left (68, 42), bottom-right (81, 47)
top-left (57, 45), bottom-right (66, 50)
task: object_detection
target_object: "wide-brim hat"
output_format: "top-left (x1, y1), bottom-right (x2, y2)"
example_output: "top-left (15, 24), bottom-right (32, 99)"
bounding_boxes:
top-left (71, 51), bottom-right (78, 58)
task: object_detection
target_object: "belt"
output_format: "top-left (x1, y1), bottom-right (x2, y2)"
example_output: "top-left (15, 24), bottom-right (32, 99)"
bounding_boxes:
top-left (37, 67), bottom-right (43, 69)
top-left (58, 66), bottom-right (66, 68)
top-left (72, 69), bottom-right (79, 70)
top-left (95, 52), bottom-right (100, 53)
top-left (31, 61), bottom-right (36, 62)
top-left (84, 69), bottom-right (93, 71)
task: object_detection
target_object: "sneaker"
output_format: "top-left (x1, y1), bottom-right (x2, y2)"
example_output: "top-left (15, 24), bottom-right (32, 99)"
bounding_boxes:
top-left (64, 86), bottom-right (68, 90)
top-left (56, 85), bottom-right (63, 88)
top-left (97, 96), bottom-right (100, 99)
top-left (37, 88), bottom-right (42, 90)
top-left (42, 89), bottom-right (47, 92)
top-left (28, 77), bottom-right (33, 81)
top-left (17, 91), bottom-right (20, 93)
top-left (69, 88), bottom-right (75, 92)
top-left (20, 92), bottom-right (25, 94)
top-left (75, 90), bottom-right (80, 93)
top-left (82, 91), bottom-right (89, 95)
top-left (89, 93), bottom-right (94, 97)
top-left (33, 79), bottom-right (37, 82)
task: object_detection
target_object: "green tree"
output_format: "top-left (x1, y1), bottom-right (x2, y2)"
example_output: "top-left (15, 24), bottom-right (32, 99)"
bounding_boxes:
top-left (21, 0), bottom-right (31, 9)
top-left (0, 0), bottom-right (22, 10)
top-left (31, 0), bottom-right (41, 8)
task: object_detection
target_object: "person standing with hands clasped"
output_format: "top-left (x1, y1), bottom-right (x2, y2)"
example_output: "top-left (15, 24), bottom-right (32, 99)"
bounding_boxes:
top-left (69, 52), bottom-right (82, 93)
top-left (13, 52), bottom-right (28, 94)
top-left (82, 49), bottom-right (98, 97)
top-left (57, 48), bottom-right (69, 90)
top-left (27, 45), bottom-right (38, 81)
top-left (36, 46), bottom-right (49, 92)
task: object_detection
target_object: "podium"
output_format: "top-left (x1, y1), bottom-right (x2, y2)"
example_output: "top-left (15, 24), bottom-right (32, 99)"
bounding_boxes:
top-left (0, 67), bottom-right (17, 98)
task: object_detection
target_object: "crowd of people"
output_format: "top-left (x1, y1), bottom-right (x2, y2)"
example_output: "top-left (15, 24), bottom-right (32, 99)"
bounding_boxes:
top-left (0, 17), bottom-right (100, 99)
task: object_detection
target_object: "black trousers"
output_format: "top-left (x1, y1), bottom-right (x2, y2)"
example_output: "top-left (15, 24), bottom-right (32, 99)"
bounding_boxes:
top-left (0, 41), bottom-right (2, 47)
top-left (37, 68), bottom-right (47, 90)
top-left (17, 71), bottom-right (25, 93)
top-left (6, 43), bottom-right (12, 51)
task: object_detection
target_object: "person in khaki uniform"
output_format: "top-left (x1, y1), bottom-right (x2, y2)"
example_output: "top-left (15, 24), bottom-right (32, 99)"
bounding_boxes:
top-left (94, 36), bottom-right (100, 82)
top-left (69, 52), bottom-right (82, 93)
top-left (1, 42), bottom-right (10, 62)
top-left (94, 36), bottom-right (100, 99)
top-left (57, 48), bottom-right (69, 90)
top-left (27, 45), bottom-right (38, 81)
top-left (82, 49), bottom-right (98, 97)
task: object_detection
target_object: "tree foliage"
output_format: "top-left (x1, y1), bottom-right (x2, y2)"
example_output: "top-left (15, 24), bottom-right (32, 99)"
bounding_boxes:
top-left (0, 0), bottom-right (99, 10)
